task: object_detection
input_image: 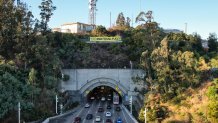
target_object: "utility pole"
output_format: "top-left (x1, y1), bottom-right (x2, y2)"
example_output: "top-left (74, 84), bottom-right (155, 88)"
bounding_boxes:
top-left (18, 102), bottom-right (20, 123)
top-left (110, 12), bottom-right (111, 28)
top-left (185, 23), bottom-right (187, 34)
top-left (55, 95), bottom-right (58, 114)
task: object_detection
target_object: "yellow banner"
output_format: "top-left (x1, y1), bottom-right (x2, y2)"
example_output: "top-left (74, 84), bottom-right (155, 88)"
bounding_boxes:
top-left (90, 36), bottom-right (121, 42)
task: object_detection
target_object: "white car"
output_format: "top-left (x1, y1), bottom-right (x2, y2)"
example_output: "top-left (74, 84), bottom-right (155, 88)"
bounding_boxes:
top-left (90, 97), bottom-right (95, 100)
top-left (101, 97), bottom-right (106, 101)
top-left (95, 116), bottom-right (101, 122)
top-left (85, 103), bottom-right (90, 108)
top-left (105, 112), bottom-right (111, 117)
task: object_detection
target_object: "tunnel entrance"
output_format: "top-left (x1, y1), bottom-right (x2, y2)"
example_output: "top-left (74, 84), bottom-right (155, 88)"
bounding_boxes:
top-left (86, 86), bottom-right (122, 104)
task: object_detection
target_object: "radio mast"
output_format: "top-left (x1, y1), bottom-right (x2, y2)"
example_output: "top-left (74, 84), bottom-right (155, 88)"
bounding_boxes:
top-left (89, 0), bottom-right (97, 25)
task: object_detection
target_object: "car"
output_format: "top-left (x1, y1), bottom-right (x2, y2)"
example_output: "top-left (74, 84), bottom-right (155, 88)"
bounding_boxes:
top-left (86, 114), bottom-right (93, 120)
top-left (101, 97), bottom-right (106, 101)
top-left (97, 96), bottom-right (100, 100)
top-left (115, 106), bottom-right (121, 112)
top-left (116, 117), bottom-right (122, 123)
top-left (85, 103), bottom-right (90, 108)
top-left (95, 116), bottom-right (101, 122)
top-left (90, 97), bottom-right (95, 100)
top-left (107, 98), bottom-right (111, 101)
top-left (105, 112), bottom-right (111, 117)
top-left (98, 107), bottom-right (104, 112)
top-left (74, 117), bottom-right (81, 123)
top-left (107, 105), bottom-right (111, 109)
top-left (106, 119), bottom-right (112, 123)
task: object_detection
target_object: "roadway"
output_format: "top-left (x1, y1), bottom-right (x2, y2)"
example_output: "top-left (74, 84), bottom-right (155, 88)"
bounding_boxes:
top-left (60, 100), bottom-right (136, 123)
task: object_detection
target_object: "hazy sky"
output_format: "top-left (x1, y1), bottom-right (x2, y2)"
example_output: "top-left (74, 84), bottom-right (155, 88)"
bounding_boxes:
top-left (24, 0), bottom-right (218, 39)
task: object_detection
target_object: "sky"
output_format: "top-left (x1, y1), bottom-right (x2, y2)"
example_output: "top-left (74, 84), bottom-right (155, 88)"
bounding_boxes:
top-left (24, 0), bottom-right (218, 39)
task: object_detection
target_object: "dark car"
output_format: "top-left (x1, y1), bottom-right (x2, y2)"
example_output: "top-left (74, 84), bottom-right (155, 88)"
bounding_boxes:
top-left (115, 106), bottom-right (121, 112)
top-left (86, 114), bottom-right (93, 120)
top-left (106, 118), bottom-right (112, 123)
top-left (107, 105), bottom-right (111, 109)
top-left (74, 117), bottom-right (81, 123)
top-left (98, 107), bottom-right (104, 112)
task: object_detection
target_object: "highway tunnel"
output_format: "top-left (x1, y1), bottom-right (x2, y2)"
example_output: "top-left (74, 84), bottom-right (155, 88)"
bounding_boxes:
top-left (86, 86), bottom-right (122, 104)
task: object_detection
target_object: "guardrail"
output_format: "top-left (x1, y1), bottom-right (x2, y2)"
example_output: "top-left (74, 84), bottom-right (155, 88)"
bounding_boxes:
top-left (121, 105), bottom-right (139, 123)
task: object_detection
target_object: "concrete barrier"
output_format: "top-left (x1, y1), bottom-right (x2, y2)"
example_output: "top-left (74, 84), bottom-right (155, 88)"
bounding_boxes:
top-left (122, 105), bottom-right (139, 123)
top-left (42, 105), bottom-right (81, 123)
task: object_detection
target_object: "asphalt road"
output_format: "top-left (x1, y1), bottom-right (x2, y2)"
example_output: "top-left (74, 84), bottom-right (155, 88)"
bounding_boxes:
top-left (61, 100), bottom-right (136, 123)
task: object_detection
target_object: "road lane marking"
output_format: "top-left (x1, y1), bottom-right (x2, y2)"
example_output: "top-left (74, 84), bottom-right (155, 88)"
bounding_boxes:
top-left (103, 101), bottom-right (107, 123)
top-left (82, 103), bottom-right (93, 123)
top-left (82, 119), bottom-right (86, 123)
top-left (112, 104), bottom-right (115, 123)
top-left (71, 106), bottom-right (84, 123)
top-left (76, 106), bottom-right (84, 117)
top-left (95, 101), bottom-right (101, 114)
top-left (121, 105), bottom-right (128, 123)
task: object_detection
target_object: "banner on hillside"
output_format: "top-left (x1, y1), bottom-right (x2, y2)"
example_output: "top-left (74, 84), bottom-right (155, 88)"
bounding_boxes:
top-left (90, 36), bottom-right (122, 42)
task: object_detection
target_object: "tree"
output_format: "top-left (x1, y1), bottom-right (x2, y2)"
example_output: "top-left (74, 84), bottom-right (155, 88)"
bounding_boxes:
top-left (136, 10), bottom-right (153, 24)
top-left (0, 0), bottom-right (17, 58)
top-left (125, 17), bottom-right (131, 27)
top-left (0, 64), bottom-right (33, 121)
top-left (116, 12), bottom-right (125, 26)
top-left (15, 3), bottom-right (35, 69)
top-left (209, 58), bottom-right (218, 68)
top-left (191, 33), bottom-right (204, 54)
top-left (38, 0), bottom-right (56, 35)
top-left (207, 78), bottom-right (218, 122)
top-left (136, 11), bottom-right (164, 92)
top-left (208, 33), bottom-right (218, 52)
top-left (91, 25), bottom-right (108, 36)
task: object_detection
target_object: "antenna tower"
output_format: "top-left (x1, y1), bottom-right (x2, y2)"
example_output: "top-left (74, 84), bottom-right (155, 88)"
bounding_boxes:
top-left (89, 0), bottom-right (97, 25)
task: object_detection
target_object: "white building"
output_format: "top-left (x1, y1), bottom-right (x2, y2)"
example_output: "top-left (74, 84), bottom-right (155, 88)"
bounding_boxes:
top-left (52, 22), bottom-right (95, 34)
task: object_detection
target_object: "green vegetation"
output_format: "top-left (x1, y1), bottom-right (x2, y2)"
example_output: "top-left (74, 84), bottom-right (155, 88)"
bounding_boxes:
top-left (134, 11), bottom-right (218, 123)
top-left (207, 78), bottom-right (218, 122)
top-left (0, 0), bottom-right (60, 122)
top-left (0, 1), bottom-right (217, 123)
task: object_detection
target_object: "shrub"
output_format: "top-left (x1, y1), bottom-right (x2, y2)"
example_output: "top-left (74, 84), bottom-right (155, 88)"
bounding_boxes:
top-left (161, 92), bottom-right (175, 103)
top-left (63, 74), bottom-right (70, 81)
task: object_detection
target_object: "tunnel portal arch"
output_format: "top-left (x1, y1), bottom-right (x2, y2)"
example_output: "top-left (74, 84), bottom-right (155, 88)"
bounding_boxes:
top-left (80, 77), bottom-right (128, 97)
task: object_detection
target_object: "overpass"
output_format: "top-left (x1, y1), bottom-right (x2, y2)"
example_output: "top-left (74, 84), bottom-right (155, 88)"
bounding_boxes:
top-left (60, 69), bottom-right (145, 103)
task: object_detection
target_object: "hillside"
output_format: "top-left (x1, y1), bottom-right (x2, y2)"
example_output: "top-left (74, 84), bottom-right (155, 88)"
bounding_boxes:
top-left (162, 82), bottom-right (212, 123)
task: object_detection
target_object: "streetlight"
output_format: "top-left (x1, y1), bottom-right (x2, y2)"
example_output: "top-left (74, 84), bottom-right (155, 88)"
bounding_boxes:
top-left (129, 96), bottom-right (133, 114)
top-left (18, 102), bottom-right (20, 123)
top-left (144, 108), bottom-right (147, 123)
top-left (60, 104), bottom-right (63, 114)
